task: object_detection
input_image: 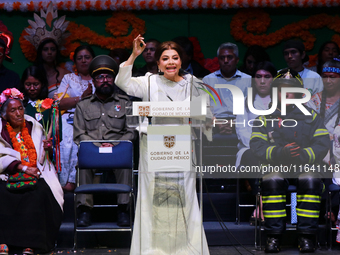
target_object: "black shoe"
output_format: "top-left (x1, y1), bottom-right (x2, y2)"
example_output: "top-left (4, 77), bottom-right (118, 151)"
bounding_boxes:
top-left (265, 236), bottom-right (281, 253)
top-left (298, 235), bottom-right (315, 253)
top-left (117, 211), bottom-right (130, 227)
top-left (77, 211), bottom-right (91, 227)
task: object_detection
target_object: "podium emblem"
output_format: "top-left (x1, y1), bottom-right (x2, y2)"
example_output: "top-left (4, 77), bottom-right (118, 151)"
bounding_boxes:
top-left (163, 135), bottom-right (175, 148)
top-left (138, 106), bottom-right (150, 116)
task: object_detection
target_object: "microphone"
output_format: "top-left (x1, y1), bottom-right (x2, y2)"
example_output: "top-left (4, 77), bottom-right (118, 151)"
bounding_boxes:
top-left (147, 71), bottom-right (164, 125)
top-left (179, 68), bottom-right (194, 101)
top-left (147, 71), bottom-right (164, 101)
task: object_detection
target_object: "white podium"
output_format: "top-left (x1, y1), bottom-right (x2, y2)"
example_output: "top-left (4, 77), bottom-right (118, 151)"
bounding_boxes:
top-left (129, 96), bottom-right (210, 255)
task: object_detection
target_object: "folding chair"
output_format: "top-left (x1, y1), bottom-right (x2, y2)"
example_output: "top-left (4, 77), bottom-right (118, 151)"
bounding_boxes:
top-left (73, 140), bottom-right (134, 249)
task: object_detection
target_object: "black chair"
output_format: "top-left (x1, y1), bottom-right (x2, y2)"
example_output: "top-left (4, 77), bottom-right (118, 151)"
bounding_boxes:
top-left (73, 140), bottom-right (134, 249)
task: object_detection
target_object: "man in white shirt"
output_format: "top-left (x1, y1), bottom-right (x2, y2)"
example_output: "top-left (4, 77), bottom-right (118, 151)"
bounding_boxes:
top-left (202, 43), bottom-right (251, 138)
top-left (283, 40), bottom-right (323, 96)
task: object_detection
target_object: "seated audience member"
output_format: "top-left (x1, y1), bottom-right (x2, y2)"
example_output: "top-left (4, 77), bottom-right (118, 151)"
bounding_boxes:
top-left (57, 45), bottom-right (95, 192)
top-left (134, 39), bottom-right (160, 76)
top-left (250, 69), bottom-right (330, 253)
top-left (24, 6), bottom-right (70, 98)
top-left (307, 57), bottom-right (340, 140)
top-left (307, 41), bottom-right (339, 75)
top-left (283, 40), bottom-right (323, 96)
top-left (0, 22), bottom-right (20, 92)
top-left (172, 36), bottom-right (210, 78)
top-left (33, 38), bottom-right (70, 98)
top-left (239, 45), bottom-right (271, 76)
top-left (73, 55), bottom-right (137, 227)
top-left (20, 66), bottom-right (57, 128)
top-left (331, 125), bottom-right (340, 242)
top-left (235, 61), bottom-right (277, 223)
top-left (20, 66), bottom-right (63, 175)
top-left (202, 42), bottom-right (251, 141)
top-left (0, 88), bottom-right (63, 255)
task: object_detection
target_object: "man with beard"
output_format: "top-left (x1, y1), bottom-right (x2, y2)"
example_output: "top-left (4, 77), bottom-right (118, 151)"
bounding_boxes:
top-left (73, 55), bottom-right (136, 227)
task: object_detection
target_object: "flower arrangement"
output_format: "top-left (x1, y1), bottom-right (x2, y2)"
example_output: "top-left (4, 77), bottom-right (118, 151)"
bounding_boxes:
top-left (230, 9), bottom-right (340, 51)
top-left (19, 12), bottom-right (145, 62)
top-left (0, 88), bottom-right (24, 104)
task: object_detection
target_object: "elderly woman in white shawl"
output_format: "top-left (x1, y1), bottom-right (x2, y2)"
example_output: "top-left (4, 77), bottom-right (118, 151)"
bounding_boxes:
top-left (0, 88), bottom-right (63, 255)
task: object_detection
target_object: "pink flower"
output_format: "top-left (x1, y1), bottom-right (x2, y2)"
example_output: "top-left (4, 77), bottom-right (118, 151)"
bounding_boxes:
top-left (10, 88), bottom-right (23, 99)
top-left (0, 94), bottom-right (7, 104)
top-left (2, 89), bottom-right (11, 96)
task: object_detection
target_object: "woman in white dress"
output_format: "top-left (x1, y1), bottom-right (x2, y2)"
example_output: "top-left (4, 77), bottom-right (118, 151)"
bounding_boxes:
top-left (57, 45), bottom-right (95, 192)
top-left (115, 35), bottom-right (210, 255)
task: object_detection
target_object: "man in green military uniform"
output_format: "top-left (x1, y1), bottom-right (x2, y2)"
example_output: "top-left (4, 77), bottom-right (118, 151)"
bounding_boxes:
top-left (73, 55), bottom-right (136, 227)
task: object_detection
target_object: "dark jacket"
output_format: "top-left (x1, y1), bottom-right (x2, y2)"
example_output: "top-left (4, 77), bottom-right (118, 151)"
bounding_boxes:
top-left (249, 105), bottom-right (330, 165)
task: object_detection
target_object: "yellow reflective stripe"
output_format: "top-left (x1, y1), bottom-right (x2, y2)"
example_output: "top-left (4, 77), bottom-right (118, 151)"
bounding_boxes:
top-left (296, 208), bottom-right (319, 218)
top-left (263, 210), bottom-right (286, 218)
top-left (263, 195), bottom-right (286, 203)
top-left (313, 128), bottom-right (329, 137)
top-left (303, 147), bottom-right (315, 164)
top-left (266, 146), bottom-right (276, 162)
top-left (312, 111), bottom-right (317, 121)
top-left (251, 132), bottom-right (268, 141)
top-left (296, 194), bottom-right (321, 203)
top-left (259, 116), bottom-right (267, 127)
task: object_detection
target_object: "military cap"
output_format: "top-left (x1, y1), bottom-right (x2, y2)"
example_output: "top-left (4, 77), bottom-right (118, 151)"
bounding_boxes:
top-left (89, 55), bottom-right (119, 78)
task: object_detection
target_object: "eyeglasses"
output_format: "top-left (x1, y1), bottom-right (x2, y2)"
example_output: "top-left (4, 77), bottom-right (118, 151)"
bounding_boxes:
top-left (24, 82), bottom-right (41, 88)
top-left (94, 74), bottom-right (114, 82)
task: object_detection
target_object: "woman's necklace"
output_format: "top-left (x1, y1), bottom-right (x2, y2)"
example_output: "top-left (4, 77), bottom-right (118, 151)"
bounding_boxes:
top-left (6, 121), bottom-right (37, 167)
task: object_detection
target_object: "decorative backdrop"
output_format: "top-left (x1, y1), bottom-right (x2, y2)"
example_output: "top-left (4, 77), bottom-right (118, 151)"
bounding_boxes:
top-left (0, 0), bottom-right (339, 12)
top-left (0, 5), bottom-right (339, 74)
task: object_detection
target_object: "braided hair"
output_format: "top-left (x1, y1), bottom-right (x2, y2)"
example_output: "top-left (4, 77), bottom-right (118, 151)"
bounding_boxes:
top-left (320, 57), bottom-right (340, 127)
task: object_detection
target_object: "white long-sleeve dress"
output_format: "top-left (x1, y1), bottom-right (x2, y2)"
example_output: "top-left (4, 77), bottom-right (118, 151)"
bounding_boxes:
top-left (115, 63), bottom-right (210, 255)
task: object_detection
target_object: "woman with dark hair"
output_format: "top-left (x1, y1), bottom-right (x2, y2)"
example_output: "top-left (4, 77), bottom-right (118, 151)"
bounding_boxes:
top-left (0, 88), bottom-right (63, 255)
top-left (56, 45), bottom-right (95, 192)
top-left (308, 41), bottom-right (340, 75)
top-left (34, 38), bottom-right (70, 98)
top-left (115, 35), bottom-right (211, 254)
top-left (20, 66), bottom-right (50, 124)
top-left (239, 45), bottom-right (271, 76)
top-left (307, 58), bottom-right (340, 139)
top-left (20, 66), bottom-right (62, 173)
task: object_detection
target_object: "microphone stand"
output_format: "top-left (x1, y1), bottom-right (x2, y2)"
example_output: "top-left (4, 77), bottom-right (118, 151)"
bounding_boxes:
top-left (147, 71), bottom-right (164, 125)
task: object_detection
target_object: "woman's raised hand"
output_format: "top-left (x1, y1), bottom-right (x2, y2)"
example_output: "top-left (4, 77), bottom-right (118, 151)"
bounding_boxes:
top-left (124, 34), bottom-right (146, 67)
top-left (132, 34), bottom-right (146, 57)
